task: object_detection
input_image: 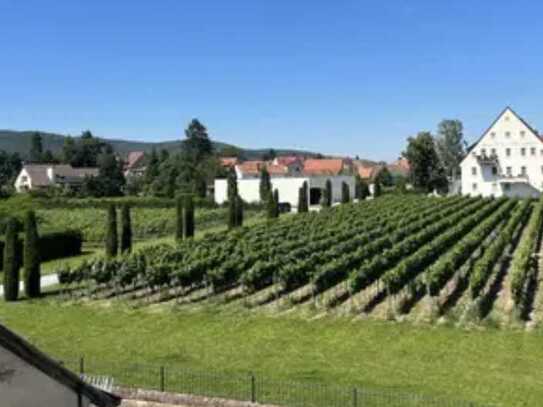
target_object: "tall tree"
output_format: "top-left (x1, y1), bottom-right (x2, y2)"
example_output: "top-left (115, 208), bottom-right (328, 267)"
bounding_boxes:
top-left (322, 179), bottom-right (332, 208)
top-left (105, 204), bottom-right (118, 258)
top-left (259, 167), bottom-right (272, 201)
top-left (23, 210), bottom-right (40, 298)
top-left (373, 178), bottom-right (382, 197)
top-left (0, 151), bottom-right (22, 190)
top-left (273, 189), bottom-right (280, 218)
top-left (3, 218), bottom-right (20, 301)
top-left (227, 167), bottom-right (238, 202)
top-left (93, 150), bottom-right (126, 196)
top-left (228, 195), bottom-right (237, 229)
top-left (182, 119), bottom-right (213, 162)
top-left (29, 132), bottom-right (43, 162)
top-left (403, 132), bottom-right (448, 193)
top-left (298, 181), bottom-right (308, 213)
top-left (62, 136), bottom-right (76, 164)
top-left (235, 195), bottom-right (244, 227)
top-left (120, 204), bottom-right (132, 254)
top-left (341, 182), bottom-right (350, 204)
top-left (144, 149), bottom-right (160, 185)
top-left (175, 197), bottom-right (184, 241)
top-left (435, 119), bottom-right (466, 179)
top-left (184, 195), bottom-right (195, 238)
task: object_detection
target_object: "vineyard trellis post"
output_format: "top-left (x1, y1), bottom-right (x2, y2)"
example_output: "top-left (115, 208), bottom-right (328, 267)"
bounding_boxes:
top-left (352, 387), bottom-right (358, 407)
top-left (160, 366), bottom-right (165, 392)
top-left (250, 372), bottom-right (256, 402)
top-left (79, 356), bottom-right (85, 375)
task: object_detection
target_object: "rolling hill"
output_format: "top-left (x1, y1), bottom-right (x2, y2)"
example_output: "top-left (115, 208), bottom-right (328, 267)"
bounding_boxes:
top-left (0, 130), bottom-right (321, 160)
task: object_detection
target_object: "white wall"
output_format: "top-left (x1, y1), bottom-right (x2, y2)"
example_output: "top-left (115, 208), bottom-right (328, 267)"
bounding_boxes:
top-left (14, 168), bottom-right (32, 193)
top-left (214, 175), bottom-right (356, 211)
top-left (0, 347), bottom-right (91, 407)
top-left (461, 108), bottom-right (543, 198)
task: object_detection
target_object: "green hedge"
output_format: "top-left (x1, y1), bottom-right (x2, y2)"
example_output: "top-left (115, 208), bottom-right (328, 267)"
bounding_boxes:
top-left (0, 230), bottom-right (82, 270)
top-left (35, 196), bottom-right (217, 209)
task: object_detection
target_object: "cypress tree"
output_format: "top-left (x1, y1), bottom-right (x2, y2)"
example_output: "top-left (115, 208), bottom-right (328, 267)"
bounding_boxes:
top-left (266, 190), bottom-right (275, 219)
top-left (3, 218), bottom-right (19, 301)
top-left (184, 195), bottom-right (195, 238)
top-left (120, 204), bottom-right (132, 254)
top-left (322, 179), bottom-right (332, 207)
top-left (341, 182), bottom-right (350, 204)
top-left (105, 204), bottom-right (118, 258)
top-left (273, 189), bottom-right (280, 218)
top-left (175, 197), bottom-right (184, 241)
top-left (23, 210), bottom-right (40, 298)
top-left (228, 195), bottom-right (237, 229)
top-left (360, 179), bottom-right (370, 199)
top-left (354, 174), bottom-right (363, 200)
top-left (236, 195), bottom-right (244, 227)
top-left (298, 181), bottom-right (308, 213)
top-left (227, 167), bottom-right (238, 202)
top-left (373, 179), bottom-right (382, 197)
top-left (259, 167), bottom-right (271, 201)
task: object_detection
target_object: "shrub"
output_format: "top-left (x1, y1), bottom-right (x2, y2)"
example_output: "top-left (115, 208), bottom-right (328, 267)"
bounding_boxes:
top-left (3, 218), bottom-right (20, 301)
top-left (184, 195), bottom-right (195, 238)
top-left (121, 204), bottom-right (132, 254)
top-left (175, 197), bottom-right (183, 241)
top-left (23, 210), bottom-right (40, 298)
top-left (105, 204), bottom-right (118, 258)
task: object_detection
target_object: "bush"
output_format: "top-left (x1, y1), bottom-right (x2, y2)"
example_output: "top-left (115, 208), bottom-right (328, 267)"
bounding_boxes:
top-left (3, 218), bottom-right (20, 301)
top-left (23, 210), bottom-right (40, 298)
top-left (105, 204), bottom-right (118, 258)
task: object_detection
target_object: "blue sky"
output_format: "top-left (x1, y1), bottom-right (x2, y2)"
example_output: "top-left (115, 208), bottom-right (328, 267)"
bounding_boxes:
top-left (1, 0), bottom-right (543, 161)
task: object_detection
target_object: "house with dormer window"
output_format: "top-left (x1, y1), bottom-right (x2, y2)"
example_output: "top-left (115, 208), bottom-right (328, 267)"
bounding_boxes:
top-left (460, 107), bottom-right (543, 198)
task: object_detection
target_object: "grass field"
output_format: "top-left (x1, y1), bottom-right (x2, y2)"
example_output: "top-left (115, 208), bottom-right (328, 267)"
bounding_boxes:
top-left (0, 298), bottom-right (540, 407)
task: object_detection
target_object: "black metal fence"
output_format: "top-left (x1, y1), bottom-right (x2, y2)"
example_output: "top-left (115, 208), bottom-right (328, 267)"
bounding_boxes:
top-left (62, 357), bottom-right (494, 407)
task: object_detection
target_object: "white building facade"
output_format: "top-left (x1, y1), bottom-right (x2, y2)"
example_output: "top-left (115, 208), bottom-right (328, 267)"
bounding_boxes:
top-left (215, 175), bottom-right (356, 211)
top-left (460, 107), bottom-right (543, 198)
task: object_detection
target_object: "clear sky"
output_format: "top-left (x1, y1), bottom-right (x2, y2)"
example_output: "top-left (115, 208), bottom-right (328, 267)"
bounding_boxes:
top-left (1, 0), bottom-right (543, 161)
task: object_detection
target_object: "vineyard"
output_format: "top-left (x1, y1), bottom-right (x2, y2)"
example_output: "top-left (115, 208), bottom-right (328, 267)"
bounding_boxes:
top-left (55, 194), bottom-right (543, 327)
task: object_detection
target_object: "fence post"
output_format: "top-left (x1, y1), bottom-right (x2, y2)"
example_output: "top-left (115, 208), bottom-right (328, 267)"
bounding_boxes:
top-left (250, 373), bottom-right (256, 403)
top-left (79, 357), bottom-right (85, 375)
top-left (352, 388), bottom-right (357, 407)
top-left (160, 366), bottom-right (165, 392)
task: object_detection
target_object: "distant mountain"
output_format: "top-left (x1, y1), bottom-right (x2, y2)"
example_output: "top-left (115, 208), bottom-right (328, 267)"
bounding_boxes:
top-left (0, 130), bottom-right (321, 160)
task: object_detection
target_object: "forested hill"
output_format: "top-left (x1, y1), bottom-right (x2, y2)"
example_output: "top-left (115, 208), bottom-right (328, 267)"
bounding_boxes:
top-left (0, 130), bottom-right (320, 160)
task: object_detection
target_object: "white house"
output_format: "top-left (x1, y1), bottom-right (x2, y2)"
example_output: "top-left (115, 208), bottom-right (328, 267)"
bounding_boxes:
top-left (0, 323), bottom-right (121, 407)
top-left (215, 175), bottom-right (356, 211)
top-left (14, 164), bottom-right (99, 193)
top-left (460, 107), bottom-right (543, 198)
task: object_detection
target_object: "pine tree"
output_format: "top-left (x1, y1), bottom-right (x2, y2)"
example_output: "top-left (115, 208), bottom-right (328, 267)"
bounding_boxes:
top-left (184, 195), bottom-right (195, 238)
top-left (23, 210), bottom-right (40, 298)
top-left (341, 182), bottom-right (350, 204)
top-left (120, 204), bottom-right (132, 254)
top-left (105, 204), bottom-right (118, 258)
top-left (3, 218), bottom-right (20, 301)
top-left (175, 197), bottom-right (184, 241)
top-left (322, 179), bottom-right (332, 207)
top-left (259, 167), bottom-right (271, 201)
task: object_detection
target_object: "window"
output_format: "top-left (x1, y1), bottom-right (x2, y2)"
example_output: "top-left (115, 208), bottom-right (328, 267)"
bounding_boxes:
top-left (490, 131), bottom-right (496, 138)
top-left (472, 183), bottom-right (477, 191)
top-left (471, 167), bottom-right (477, 176)
top-left (532, 147), bottom-right (536, 156)
top-left (491, 148), bottom-right (496, 155)
top-left (506, 166), bottom-right (512, 176)
top-left (505, 115), bottom-right (510, 121)
top-left (492, 166), bottom-right (498, 175)
top-left (540, 165), bottom-right (543, 174)
top-left (506, 148), bottom-right (511, 157)
top-left (520, 130), bottom-right (526, 137)
top-left (505, 131), bottom-right (511, 138)
top-left (504, 183), bottom-right (511, 191)
top-left (521, 166), bottom-right (527, 176)
top-left (521, 148), bottom-right (526, 156)
top-left (481, 148), bottom-right (486, 156)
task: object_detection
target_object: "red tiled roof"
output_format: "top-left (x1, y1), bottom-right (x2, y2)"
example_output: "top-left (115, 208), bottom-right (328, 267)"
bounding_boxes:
top-left (357, 164), bottom-right (383, 180)
top-left (275, 156), bottom-right (303, 166)
top-left (267, 164), bottom-right (289, 175)
top-left (126, 151), bottom-right (145, 170)
top-left (387, 157), bottom-right (410, 176)
top-left (237, 160), bottom-right (266, 175)
top-left (303, 159), bottom-right (344, 176)
top-left (220, 157), bottom-right (239, 167)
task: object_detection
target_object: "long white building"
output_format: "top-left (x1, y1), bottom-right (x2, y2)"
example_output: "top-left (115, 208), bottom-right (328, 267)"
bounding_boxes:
top-left (460, 107), bottom-right (543, 198)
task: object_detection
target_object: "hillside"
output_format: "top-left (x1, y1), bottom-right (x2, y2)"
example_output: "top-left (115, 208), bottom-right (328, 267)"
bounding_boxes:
top-left (0, 130), bottom-right (320, 160)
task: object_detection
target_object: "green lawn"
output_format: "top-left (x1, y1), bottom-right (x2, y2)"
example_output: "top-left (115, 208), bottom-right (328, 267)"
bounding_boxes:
top-left (0, 299), bottom-right (540, 407)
